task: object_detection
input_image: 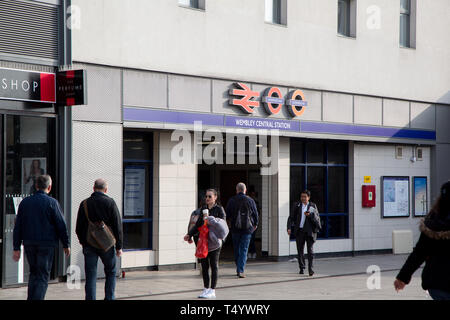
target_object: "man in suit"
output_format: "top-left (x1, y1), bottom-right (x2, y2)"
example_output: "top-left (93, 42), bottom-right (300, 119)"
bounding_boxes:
top-left (287, 190), bottom-right (321, 276)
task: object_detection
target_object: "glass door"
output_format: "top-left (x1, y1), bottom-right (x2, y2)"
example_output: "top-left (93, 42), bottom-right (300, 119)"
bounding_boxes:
top-left (2, 114), bottom-right (57, 287)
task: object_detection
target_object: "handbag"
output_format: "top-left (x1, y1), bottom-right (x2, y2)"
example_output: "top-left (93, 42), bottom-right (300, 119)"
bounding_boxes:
top-left (83, 200), bottom-right (116, 252)
top-left (195, 220), bottom-right (209, 259)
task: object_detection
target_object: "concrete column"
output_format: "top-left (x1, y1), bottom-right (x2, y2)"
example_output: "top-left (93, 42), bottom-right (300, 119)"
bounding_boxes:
top-left (157, 131), bottom-right (197, 266)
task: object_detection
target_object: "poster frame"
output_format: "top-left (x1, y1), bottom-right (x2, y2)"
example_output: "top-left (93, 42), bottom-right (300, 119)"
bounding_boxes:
top-left (381, 176), bottom-right (410, 218)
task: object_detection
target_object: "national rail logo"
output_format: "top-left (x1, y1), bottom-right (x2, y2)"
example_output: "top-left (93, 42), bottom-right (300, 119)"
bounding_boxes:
top-left (229, 82), bottom-right (308, 117)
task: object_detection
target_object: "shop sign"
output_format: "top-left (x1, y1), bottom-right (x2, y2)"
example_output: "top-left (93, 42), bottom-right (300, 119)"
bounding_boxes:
top-left (0, 67), bottom-right (56, 103)
top-left (56, 69), bottom-right (87, 106)
top-left (229, 82), bottom-right (307, 117)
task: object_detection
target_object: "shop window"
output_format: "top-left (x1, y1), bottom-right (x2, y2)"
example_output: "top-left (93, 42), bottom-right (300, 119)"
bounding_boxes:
top-left (328, 167), bottom-right (346, 213)
top-left (290, 139), bottom-right (349, 239)
top-left (290, 139), bottom-right (305, 164)
top-left (123, 132), bottom-right (153, 250)
top-left (3, 115), bottom-right (57, 286)
top-left (307, 167), bottom-right (325, 213)
top-left (328, 141), bottom-right (348, 164)
top-left (306, 141), bottom-right (325, 164)
top-left (327, 215), bottom-right (348, 238)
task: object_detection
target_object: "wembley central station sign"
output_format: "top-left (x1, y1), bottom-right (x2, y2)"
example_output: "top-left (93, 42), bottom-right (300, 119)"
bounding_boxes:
top-left (229, 82), bottom-right (308, 117)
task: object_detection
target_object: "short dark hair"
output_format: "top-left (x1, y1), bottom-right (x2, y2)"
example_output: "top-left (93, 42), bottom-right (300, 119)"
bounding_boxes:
top-left (36, 175), bottom-right (52, 190)
top-left (301, 190), bottom-right (311, 198)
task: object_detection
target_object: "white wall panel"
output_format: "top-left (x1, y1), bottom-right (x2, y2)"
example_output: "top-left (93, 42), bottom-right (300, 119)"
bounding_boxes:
top-left (72, 0), bottom-right (450, 104)
top-left (71, 121), bottom-right (123, 279)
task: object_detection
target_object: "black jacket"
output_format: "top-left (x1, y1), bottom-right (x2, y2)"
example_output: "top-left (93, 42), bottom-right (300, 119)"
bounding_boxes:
top-left (226, 193), bottom-right (259, 234)
top-left (287, 201), bottom-right (321, 241)
top-left (76, 192), bottom-right (123, 250)
top-left (188, 204), bottom-right (226, 238)
top-left (13, 191), bottom-right (69, 250)
top-left (396, 214), bottom-right (450, 291)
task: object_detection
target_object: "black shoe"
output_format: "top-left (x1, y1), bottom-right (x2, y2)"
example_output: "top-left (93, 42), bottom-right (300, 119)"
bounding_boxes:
top-left (309, 271), bottom-right (314, 277)
top-left (299, 270), bottom-right (304, 275)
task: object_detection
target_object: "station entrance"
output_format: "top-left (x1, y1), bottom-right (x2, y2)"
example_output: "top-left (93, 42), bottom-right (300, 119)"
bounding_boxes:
top-left (195, 131), bottom-right (277, 262)
top-left (198, 163), bottom-right (264, 261)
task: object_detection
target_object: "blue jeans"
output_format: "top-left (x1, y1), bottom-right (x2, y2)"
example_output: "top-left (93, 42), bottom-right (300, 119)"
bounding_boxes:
top-left (429, 289), bottom-right (450, 300)
top-left (24, 245), bottom-right (55, 300)
top-left (248, 230), bottom-right (256, 254)
top-left (83, 245), bottom-right (117, 300)
top-left (232, 233), bottom-right (252, 274)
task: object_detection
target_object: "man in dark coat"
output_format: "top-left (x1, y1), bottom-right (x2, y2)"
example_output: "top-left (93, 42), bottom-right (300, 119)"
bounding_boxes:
top-left (226, 183), bottom-right (258, 278)
top-left (13, 175), bottom-right (70, 300)
top-left (287, 190), bottom-right (321, 276)
top-left (394, 181), bottom-right (450, 300)
top-left (76, 178), bottom-right (123, 300)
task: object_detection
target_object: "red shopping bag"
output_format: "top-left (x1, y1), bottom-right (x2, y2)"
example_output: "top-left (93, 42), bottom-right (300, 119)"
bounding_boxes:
top-left (195, 222), bottom-right (209, 259)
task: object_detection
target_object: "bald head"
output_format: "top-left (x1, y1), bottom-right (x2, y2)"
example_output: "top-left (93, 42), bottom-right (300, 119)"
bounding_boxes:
top-left (236, 182), bottom-right (246, 194)
top-left (94, 178), bottom-right (108, 193)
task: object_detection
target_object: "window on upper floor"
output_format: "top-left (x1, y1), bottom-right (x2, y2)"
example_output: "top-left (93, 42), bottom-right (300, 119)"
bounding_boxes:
top-left (400, 0), bottom-right (416, 48)
top-left (265, 0), bottom-right (287, 26)
top-left (338, 0), bottom-right (357, 38)
top-left (179, 0), bottom-right (205, 10)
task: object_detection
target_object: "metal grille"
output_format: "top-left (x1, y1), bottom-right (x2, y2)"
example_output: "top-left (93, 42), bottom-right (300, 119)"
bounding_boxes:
top-left (0, 0), bottom-right (59, 61)
top-left (71, 121), bottom-right (123, 279)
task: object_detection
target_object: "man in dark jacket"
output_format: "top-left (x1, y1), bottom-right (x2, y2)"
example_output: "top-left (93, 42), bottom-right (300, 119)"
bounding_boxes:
top-left (13, 175), bottom-right (70, 300)
top-left (394, 181), bottom-right (450, 300)
top-left (76, 178), bottom-right (123, 300)
top-left (287, 190), bottom-right (321, 276)
top-left (226, 183), bottom-right (258, 278)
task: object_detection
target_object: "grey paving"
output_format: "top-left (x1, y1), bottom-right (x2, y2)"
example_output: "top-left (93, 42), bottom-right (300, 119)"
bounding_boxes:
top-left (0, 254), bottom-right (430, 300)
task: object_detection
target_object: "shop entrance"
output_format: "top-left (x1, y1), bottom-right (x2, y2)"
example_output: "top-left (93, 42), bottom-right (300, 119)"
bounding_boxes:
top-left (0, 114), bottom-right (58, 287)
top-left (198, 164), bottom-right (263, 261)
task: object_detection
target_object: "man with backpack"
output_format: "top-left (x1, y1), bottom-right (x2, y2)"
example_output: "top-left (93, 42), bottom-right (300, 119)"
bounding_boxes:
top-left (226, 183), bottom-right (258, 278)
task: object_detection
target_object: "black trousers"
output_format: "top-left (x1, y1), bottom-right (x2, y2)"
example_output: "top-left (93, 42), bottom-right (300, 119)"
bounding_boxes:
top-left (295, 230), bottom-right (314, 272)
top-left (200, 247), bottom-right (221, 289)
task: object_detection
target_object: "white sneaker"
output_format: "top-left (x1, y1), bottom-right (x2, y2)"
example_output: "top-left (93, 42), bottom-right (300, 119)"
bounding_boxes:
top-left (198, 288), bottom-right (209, 298)
top-left (205, 289), bottom-right (216, 299)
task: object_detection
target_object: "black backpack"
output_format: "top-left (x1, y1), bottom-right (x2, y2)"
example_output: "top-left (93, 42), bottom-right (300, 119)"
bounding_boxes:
top-left (234, 196), bottom-right (254, 231)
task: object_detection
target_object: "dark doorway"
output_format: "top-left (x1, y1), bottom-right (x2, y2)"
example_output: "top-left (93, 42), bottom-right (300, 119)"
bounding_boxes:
top-left (198, 164), bottom-right (263, 262)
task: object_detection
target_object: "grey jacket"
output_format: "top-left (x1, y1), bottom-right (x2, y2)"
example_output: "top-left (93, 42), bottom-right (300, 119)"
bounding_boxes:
top-left (206, 216), bottom-right (229, 252)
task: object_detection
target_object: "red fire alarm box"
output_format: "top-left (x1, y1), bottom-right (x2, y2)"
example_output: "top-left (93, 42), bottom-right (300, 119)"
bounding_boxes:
top-left (362, 185), bottom-right (376, 207)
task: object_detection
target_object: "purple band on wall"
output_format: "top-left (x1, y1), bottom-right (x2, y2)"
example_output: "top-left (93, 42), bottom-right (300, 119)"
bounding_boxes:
top-left (123, 107), bottom-right (436, 140)
top-left (123, 107), bottom-right (224, 126)
top-left (300, 122), bottom-right (436, 140)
